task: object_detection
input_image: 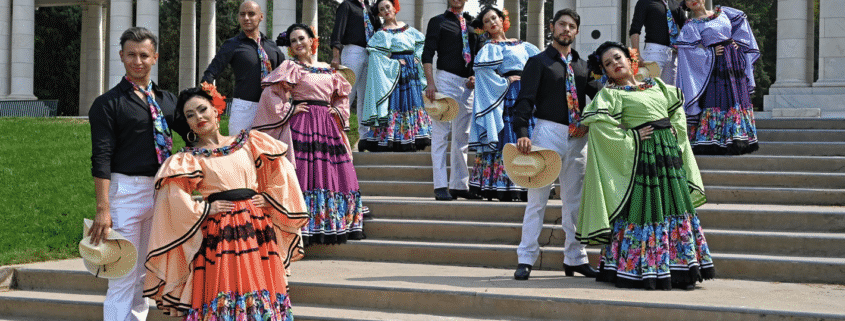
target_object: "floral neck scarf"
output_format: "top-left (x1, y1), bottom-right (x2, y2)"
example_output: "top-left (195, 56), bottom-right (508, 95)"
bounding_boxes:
top-left (562, 53), bottom-right (588, 138)
top-left (663, 0), bottom-right (680, 46)
top-left (256, 38), bottom-right (273, 78)
top-left (361, 0), bottom-right (375, 41)
top-left (126, 76), bottom-right (172, 163)
top-left (449, 7), bottom-right (472, 65)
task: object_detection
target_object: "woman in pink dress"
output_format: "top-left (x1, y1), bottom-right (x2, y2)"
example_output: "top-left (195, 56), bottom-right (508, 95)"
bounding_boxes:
top-left (254, 23), bottom-right (365, 245)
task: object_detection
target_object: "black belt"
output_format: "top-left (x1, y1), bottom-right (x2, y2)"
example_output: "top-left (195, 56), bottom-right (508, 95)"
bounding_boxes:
top-left (207, 188), bottom-right (257, 202)
top-left (502, 70), bottom-right (522, 77)
top-left (391, 50), bottom-right (414, 55)
top-left (634, 118), bottom-right (671, 130)
top-left (292, 100), bottom-right (330, 107)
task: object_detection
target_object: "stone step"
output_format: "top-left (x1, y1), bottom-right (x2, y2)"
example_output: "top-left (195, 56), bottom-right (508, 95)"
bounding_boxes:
top-left (756, 129), bottom-right (845, 142)
top-left (756, 142), bottom-right (845, 156)
top-left (305, 240), bottom-right (845, 284)
top-left (355, 166), bottom-right (845, 188)
top-left (359, 181), bottom-right (845, 205)
top-left (354, 152), bottom-right (845, 173)
top-left (755, 118), bottom-right (845, 130)
top-left (363, 218), bottom-right (845, 257)
top-left (6, 259), bottom-right (845, 320)
top-left (362, 196), bottom-right (845, 232)
top-left (0, 289), bottom-right (490, 321)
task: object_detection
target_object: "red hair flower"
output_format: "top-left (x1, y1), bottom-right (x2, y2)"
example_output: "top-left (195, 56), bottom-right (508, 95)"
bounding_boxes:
top-left (200, 81), bottom-right (227, 120)
top-left (501, 9), bottom-right (511, 33)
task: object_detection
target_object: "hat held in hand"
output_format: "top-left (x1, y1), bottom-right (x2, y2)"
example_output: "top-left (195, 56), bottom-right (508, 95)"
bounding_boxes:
top-left (79, 219), bottom-right (138, 279)
top-left (503, 143), bottom-right (562, 189)
top-left (636, 61), bottom-right (662, 82)
top-left (424, 93), bottom-right (459, 122)
top-left (336, 65), bottom-right (356, 87)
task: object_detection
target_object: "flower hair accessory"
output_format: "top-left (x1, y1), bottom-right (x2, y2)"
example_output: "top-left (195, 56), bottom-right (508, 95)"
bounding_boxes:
top-left (200, 81), bottom-right (227, 120)
top-left (629, 48), bottom-right (640, 76)
top-left (501, 9), bottom-right (511, 33)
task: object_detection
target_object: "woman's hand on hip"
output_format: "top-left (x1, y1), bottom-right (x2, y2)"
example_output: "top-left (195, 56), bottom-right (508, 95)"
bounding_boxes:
top-left (250, 194), bottom-right (267, 208)
top-left (638, 125), bottom-right (654, 140)
top-left (209, 200), bottom-right (235, 215)
top-left (294, 102), bottom-right (310, 114)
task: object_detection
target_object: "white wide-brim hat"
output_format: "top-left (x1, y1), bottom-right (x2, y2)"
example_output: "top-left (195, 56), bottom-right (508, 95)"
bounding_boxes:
top-left (79, 219), bottom-right (138, 279)
top-left (424, 93), bottom-right (460, 122)
top-left (336, 65), bottom-right (356, 87)
top-left (636, 61), bottom-right (662, 81)
top-left (503, 143), bottom-right (562, 189)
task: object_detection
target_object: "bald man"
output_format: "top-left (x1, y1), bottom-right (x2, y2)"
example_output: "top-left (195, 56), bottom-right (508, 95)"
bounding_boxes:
top-left (202, 1), bottom-right (285, 135)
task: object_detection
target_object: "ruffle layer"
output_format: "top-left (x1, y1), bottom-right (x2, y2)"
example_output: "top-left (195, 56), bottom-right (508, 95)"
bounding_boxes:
top-left (469, 151), bottom-right (527, 201)
top-left (361, 108), bottom-right (432, 152)
top-left (689, 104), bottom-right (758, 155)
top-left (302, 188), bottom-right (365, 246)
top-left (185, 290), bottom-right (293, 321)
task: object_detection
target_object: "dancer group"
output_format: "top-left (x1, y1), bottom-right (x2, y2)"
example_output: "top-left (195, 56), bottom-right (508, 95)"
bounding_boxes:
top-left (84, 0), bottom-right (761, 319)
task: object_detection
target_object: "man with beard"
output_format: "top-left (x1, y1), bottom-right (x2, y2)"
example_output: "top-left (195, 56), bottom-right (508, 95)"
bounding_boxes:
top-left (202, 0), bottom-right (284, 135)
top-left (512, 9), bottom-right (599, 280)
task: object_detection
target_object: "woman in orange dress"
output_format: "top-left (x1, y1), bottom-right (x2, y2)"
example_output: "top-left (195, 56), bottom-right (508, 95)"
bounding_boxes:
top-left (143, 87), bottom-right (308, 320)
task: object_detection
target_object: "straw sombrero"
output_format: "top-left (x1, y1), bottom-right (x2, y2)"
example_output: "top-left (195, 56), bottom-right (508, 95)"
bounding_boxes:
top-left (79, 219), bottom-right (138, 279)
top-left (503, 143), bottom-right (562, 189)
top-left (336, 65), bottom-right (356, 87)
top-left (635, 61), bottom-right (662, 81)
top-left (424, 93), bottom-right (460, 122)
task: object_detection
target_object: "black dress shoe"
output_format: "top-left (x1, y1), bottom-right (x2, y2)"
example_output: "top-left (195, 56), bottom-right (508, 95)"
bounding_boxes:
top-left (449, 189), bottom-right (481, 200)
top-left (434, 188), bottom-right (453, 201)
top-left (563, 263), bottom-right (598, 278)
top-left (514, 264), bottom-right (532, 280)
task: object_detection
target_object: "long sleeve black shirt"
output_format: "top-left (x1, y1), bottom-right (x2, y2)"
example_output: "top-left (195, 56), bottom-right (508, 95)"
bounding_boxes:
top-left (513, 47), bottom-right (598, 138)
top-left (89, 78), bottom-right (187, 179)
top-left (201, 31), bottom-right (285, 102)
top-left (629, 0), bottom-right (687, 46)
top-left (421, 10), bottom-right (481, 78)
top-left (331, 0), bottom-right (382, 50)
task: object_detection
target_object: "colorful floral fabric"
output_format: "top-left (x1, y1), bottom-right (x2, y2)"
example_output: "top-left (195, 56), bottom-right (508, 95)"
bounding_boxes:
top-left (125, 76), bottom-right (172, 164)
top-left (360, 0), bottom-right (375, 41)
top-left (302, 188), bottom-right (364, 245)
top-left (562, 53), bottom-right (588, 138)
top-left (662, 0), bottom-right (680, 46)
top-left (450, 8), bottom-right (472, 65)
top-left (186, 290), bottom-right (293, 321)
top-left (256, 38), bottom-right (273, 79)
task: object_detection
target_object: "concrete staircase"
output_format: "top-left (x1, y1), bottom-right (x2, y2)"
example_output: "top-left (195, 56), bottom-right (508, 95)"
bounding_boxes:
top-left (2, 119), bottom-right (845, 320)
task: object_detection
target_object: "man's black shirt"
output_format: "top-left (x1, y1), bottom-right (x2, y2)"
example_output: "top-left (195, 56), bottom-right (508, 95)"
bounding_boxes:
top-left (513, 46), bottom-right (598, 138)
top-left (629, 0), bottom-right (687, 46)
top-left (422, 10), bottom-right (481, 78)
top-left (202, 31), bottom-right (285, 102)
top-left (331, 0), bottom-right (382, 50)
top-left (89, 78), bottom-right (187, 179)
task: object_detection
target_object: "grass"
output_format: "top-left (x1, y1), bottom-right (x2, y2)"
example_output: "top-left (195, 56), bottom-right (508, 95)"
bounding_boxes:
top-left (0, 112), bottom-right (357, 266)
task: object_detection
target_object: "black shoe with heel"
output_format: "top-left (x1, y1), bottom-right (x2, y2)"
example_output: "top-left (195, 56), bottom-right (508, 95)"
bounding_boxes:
top-left (563, 263), bottom-right (598, 278)
top-left (514, 264), bottom-right (532, 280)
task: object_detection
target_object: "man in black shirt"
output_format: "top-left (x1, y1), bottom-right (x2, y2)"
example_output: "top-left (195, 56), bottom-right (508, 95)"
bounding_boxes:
top-left (422, 0), bottom-right (481, 201)
top-left (331, 0), bottom-right (381, 142)
top-left (88, 27), bottom-right (186, 321)
top-left (202, 0), bottom-right (284, 134)
top-left (629, 0), bottom-right (687, 85)
top-left (512, 9), bottom-right (599, 281)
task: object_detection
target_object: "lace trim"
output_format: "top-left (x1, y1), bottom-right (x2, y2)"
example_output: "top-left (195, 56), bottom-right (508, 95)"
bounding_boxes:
top-left (180, 130), bottom-right (249, 157)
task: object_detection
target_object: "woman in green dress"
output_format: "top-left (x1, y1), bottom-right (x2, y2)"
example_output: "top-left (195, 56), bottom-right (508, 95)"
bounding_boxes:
top-left (575, 41), bottom-right (714, 290)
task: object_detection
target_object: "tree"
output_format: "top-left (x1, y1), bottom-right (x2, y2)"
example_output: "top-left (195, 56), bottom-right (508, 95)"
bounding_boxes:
top-left (34, 7), bottom-right (81, 116)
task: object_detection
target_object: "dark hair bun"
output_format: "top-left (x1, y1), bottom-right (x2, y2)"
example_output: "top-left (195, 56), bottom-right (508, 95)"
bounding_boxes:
top-left (276, 31), bottom-right (290, 47)
top-left (588, 41), bottom-right (631, 75)
top-left (277, 23), bottom-right (314, 47)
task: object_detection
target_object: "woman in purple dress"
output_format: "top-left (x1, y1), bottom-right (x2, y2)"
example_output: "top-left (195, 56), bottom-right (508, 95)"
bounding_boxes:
top-left (254, 24), bottom-right (365, 245)
top-left (676, 0), bottom-right (760, 155)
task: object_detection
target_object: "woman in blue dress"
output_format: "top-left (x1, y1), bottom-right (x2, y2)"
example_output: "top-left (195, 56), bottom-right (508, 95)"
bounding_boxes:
top-left (468, 6), bottom-right (540, 201)
top-left (359, 0), bottom-right (432, 152)
top-left (676, 0), bottom-right (760, 155)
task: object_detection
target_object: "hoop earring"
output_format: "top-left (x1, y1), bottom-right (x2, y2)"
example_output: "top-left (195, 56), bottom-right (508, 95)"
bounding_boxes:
top-left (187, 131), bottom-right (198, 143)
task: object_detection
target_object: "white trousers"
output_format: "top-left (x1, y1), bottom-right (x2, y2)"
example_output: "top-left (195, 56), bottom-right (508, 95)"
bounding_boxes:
top-left (431, 70), bottom-right (473, 190)
top-left (517, 119), bottom-right (589, 266)
top-left (103, 173), bottom-right (154, 321)
top-left (229, 98), bottom-right (259, 135)
top-left (641, 42), bottom-right (678, 86)
top-left (341, 44), bottom-right (370, 139)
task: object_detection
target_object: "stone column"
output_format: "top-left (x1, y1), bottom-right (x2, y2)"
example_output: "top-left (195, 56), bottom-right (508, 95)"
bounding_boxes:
top-left (254, 0), bottom-right (267, 34)
top-left (419, 0), bottom-right (442, 34)
top-left (108, 0), bottom-right (133, 87)
top-left (574, 0), bottom-right (622, 53)
top-left (272, 0), bottom-right (295, 38)
top-left (763, 0), bottom-right (818, 117)
top-left (504, 0), bottom-right (520, 40)
top-left (79, 4), bottom-right (106, 116)
top-left (0, 0), bottom-right (11, 99)
top-left (526, 0), bottom-right (544, 48)
top-left (136, 0), bottom-right (159, 82)
top-left (302, 0), bottom-right (318, 30)
top-left (396, 0), bottom-right (415, 28)
top-left (815, 0), bottom-right (845, 87)
top-left (180, 0), bottom-right (197, 90)
top-left (8, 0), bottom-right (35, 100)
top-left (199, 0), bottom-right (216, 81)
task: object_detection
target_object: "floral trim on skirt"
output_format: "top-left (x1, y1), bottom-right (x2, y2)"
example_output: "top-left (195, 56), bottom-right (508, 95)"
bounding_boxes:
top-left (186, 291), bottom-right (293, 321)
top-left (290, 105), bottom-right (365, 245)
top-left (469, 80), bottom-right (532, 201)
top-left (687, 43), bottom-right (758, 155)
top-left (597, 128), bottom-right (715, 290)
top-left (361, 53), bottom-right (432, 152)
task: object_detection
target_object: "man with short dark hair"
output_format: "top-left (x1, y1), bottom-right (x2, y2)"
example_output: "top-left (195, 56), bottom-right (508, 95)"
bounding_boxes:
top-left (88, 26), bottom-right (186, 320)
top-left (629, 0), bottom-right (687, 85)
top-left (202, 0), bottom-right (284, 134)
top-left (512, 9), bottom-right (599, 280)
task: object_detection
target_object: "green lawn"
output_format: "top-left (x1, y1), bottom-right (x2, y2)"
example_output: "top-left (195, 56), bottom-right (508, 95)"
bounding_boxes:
top-left (0, 113), bottom-right (357, 266)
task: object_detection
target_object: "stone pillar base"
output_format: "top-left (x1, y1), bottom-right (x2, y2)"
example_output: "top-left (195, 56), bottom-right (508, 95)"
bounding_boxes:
top-left (4, 94), bottom-right (37, 100)
top-left (764, 86), bottom-right (845, 118)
